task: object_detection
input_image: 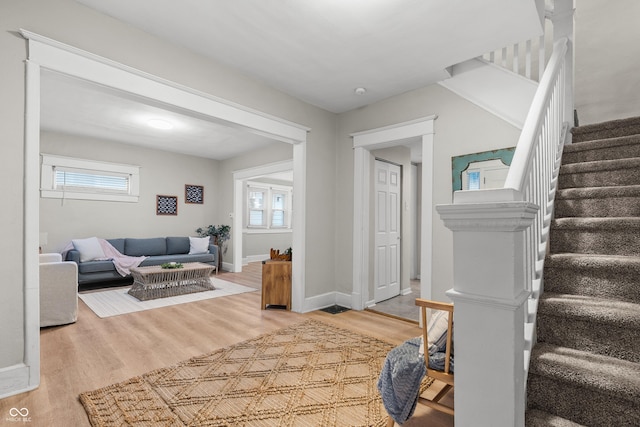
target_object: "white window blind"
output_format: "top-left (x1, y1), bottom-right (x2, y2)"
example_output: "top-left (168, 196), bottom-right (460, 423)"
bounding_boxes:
top-left (41, 154), bottom-right (140, 202)
top-left (54, 168), bottom-right (130, 193)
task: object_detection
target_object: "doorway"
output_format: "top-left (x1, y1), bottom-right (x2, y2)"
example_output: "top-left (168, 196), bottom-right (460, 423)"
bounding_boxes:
top-left (351, 116), bottom-right (436, 317)
top-left (17, 31), bottom-right (309, 397)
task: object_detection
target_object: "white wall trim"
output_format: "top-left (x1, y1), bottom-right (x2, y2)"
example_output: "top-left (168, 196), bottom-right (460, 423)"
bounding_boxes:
top-left (351, 116), bottom-right (436, 311)
top-left (19, 30), bottom-right (309, 143)
top-left (232, 156), bottom-right (305, 313)
top-left (243, 254), bottom-right (269, 264)
top-left (17, 31), bottom-right (309, 398)
top-left (301, 291), bottom-right (352, 313)
top-left (3, 49), bottom-right (43, 399)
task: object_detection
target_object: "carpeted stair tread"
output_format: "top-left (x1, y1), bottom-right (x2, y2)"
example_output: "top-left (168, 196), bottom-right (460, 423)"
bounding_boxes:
top-left (571, 116), bottom-right (640, 142)
top-left (525, 409), bottom-right (586, 427)
top-left (549, 217), bottom-right (640, 256)
top-left (544, 254), bottom-right (640, 303)
top-left (554, 185), bottom-right (640, 217)
top-left (558, 157), bottom-right (640, 189)
top-left (538, 292), bottom-right (640, 330)
top-left (537, 292), bottom-right (640, 362)
top-left (529, 343), bottom-right (640, 404)
top-left (562, 134), bottom-right (640, 164)
top-left (559, 156), bottom-right (640, 174)
top-left (556, 184), bottom-right (640, 200)
top-left (551, 216), bottom-right (640, 230)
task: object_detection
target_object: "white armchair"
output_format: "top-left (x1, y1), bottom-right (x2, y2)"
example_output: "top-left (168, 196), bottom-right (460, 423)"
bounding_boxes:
top-left (39, 253), bottom-right (78, 327)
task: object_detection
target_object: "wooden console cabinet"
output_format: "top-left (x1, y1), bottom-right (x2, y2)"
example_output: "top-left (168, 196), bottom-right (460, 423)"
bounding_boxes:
top-left (261, 260), bottom-right (291, 310)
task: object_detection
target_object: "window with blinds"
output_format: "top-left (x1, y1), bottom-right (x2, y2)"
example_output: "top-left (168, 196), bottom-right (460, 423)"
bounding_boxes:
top-left (41, 154), bottom-right (140, 202)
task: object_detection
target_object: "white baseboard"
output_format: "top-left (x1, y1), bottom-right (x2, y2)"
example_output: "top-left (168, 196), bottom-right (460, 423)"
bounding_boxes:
top-left (0, 364), bottom-right (37, 400)
top-left (302, 291), bottom-right (353, 313)
top-left (242, 254), bottom-right (269, 264)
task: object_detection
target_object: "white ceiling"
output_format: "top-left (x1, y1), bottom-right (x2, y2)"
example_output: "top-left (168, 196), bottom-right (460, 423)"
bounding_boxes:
top-left (41, 70), bottom-right (282, 160)
top-left (75, 0), bottom-right (544, 113)
top-left (42, 1), bottom-right (546, 162)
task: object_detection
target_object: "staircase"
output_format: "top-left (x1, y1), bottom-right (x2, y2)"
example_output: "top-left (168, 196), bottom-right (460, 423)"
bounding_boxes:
top-left (526, 116), bottom-right (640, 426)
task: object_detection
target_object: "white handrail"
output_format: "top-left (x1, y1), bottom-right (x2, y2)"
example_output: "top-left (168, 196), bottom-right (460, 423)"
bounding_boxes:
top-left (505, 38), bottom-right (568, 193)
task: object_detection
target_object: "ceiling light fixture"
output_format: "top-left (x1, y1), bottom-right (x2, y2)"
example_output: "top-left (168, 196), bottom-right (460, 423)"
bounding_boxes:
top-left (354, 87), bottom-right (367, 95)
top-left (147, 119), bottom-right (174, 130)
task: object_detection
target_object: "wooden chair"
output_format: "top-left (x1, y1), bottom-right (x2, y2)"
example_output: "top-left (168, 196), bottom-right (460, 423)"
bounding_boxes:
top-left (386, 298), bottom-right (454, 426)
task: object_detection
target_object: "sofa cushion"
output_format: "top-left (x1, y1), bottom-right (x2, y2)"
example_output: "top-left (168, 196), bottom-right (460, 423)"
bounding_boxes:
top-left (107, 238), bottom-right (126, 254)
top-left (189, 236), bottom-right (210, 254)
top-left (72, 237), bottom-right (106, 262)
top-left (78, 260), bottom-right (117, 274)
top-left (125, 238), bottom-right (167, 257)
top-left (166, 236), bottom-right (190, 254)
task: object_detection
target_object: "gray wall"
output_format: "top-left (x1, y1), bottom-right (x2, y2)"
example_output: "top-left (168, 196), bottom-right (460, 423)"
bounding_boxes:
top-left (40, 132), bottom-right (221, 252)
top-left (336, 84), bottom-right (521, 302)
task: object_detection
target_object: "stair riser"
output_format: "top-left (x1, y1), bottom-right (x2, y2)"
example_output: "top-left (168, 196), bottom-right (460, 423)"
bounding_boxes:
top-left (562, 143), bottom-right (640, 164)
top-left (558, 168), bottom-right (640, 189)
top-left (571, 123), bottom-right (640, 143)
top-left (550, 229), bottom-right (640, 256)
top-left (527, 374), bottom-right (640, 426)
top-left (544, 267), bottom-right (640, 303)
top-left (554, 196), bottom-right (640, 217)
top-left (537, 317), bottom-right (640, 363)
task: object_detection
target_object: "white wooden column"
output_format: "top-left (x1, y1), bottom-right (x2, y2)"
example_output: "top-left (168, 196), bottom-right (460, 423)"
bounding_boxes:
top-left (437, 199), bottom-right (537, 427)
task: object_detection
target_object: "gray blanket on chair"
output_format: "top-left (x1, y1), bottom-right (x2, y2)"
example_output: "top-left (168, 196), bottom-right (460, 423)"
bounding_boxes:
top-left (377, 337), bottom-right (426, 424)
top-left (378, 337), bottom-right (455, 424)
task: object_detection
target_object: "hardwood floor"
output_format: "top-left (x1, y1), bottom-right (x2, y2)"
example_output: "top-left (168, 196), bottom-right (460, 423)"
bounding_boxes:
top-left (0, 263), bottom-right (452, 427)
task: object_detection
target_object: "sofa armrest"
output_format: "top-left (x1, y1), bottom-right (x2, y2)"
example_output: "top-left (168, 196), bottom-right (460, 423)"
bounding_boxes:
top-left (40, 253), bottom-right (62, 263)
top-left (66, 249), bottom-right (81, 263)
top-left (40, 261), bottom-right (78, 327)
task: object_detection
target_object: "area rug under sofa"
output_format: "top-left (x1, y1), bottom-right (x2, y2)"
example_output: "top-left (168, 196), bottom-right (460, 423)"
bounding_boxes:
top-left (79, 277), bottom-right (256, 318)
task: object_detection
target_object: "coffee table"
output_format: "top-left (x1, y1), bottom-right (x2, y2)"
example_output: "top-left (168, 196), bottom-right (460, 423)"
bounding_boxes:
top-left (128, 262), bottom-right (215, 301)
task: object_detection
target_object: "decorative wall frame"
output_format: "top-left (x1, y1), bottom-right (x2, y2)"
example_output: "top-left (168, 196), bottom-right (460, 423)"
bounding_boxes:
top-left (185, 184), bottom-right (204, 204)
top-left (156, 195), bottom-right (178, 215)
top-left (451, 147), bottom-right (515, 191)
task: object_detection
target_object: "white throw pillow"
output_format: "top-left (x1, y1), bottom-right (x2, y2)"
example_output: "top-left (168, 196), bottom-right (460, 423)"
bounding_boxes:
top-left (425, 309), bottom-right (449, 354)
top-left (189, 236), bottom-right (210, 254)
top-left (72, 237), bottom-right (106, 262)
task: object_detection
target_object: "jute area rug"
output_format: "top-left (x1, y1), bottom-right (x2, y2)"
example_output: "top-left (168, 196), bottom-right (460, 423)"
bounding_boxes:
top-left (80, 319), bottom-right (433, 426)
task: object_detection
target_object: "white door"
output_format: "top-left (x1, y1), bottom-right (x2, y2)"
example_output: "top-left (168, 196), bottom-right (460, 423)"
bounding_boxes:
top-left (374, 160), bottom-right (401, 302)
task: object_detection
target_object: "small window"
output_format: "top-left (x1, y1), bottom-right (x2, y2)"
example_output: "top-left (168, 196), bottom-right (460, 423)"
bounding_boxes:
top-left (246, 182), bottom-right (292, 230)
top-left (41, 154), bottom-right (140, 202)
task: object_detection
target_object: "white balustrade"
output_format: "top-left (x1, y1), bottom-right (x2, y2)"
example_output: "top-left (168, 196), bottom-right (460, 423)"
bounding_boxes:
top-left (436, 1), bottom-right (574, 423)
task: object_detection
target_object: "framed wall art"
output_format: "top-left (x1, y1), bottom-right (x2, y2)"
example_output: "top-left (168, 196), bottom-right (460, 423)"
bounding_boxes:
top-left (185, 184), bottom-right (204, 204)
top-left (156, 195), bottom-right (178, 215)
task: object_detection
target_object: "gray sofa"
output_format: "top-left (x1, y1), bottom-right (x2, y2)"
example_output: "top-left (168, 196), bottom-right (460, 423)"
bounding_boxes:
top-left (65, 237), bottom-right (219, 290)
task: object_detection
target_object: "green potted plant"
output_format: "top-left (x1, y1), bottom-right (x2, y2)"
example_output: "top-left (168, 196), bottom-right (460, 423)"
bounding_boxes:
top-left (196, 224), bottom-right (231, 267)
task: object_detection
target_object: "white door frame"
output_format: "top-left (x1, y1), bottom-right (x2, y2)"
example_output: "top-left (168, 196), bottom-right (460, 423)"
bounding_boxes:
top-left (351, 116), bottom-right (436, 310)
top-left (15, 30), bottom-right (309, 397)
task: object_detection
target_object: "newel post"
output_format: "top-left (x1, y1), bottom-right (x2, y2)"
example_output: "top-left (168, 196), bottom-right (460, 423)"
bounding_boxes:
top-left (437, 197), bottom-right (538, 427)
